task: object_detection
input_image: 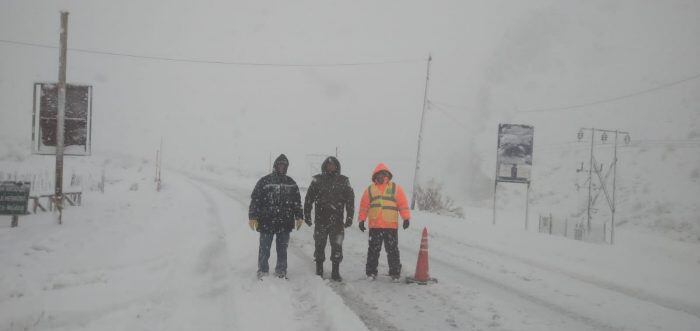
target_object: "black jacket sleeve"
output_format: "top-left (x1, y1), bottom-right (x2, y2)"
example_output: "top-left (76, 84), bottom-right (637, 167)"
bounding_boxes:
top-left (344, 177), bottom-right (355, 222)
top-left (292, 181), bottom-right (303, 220)
top-left (248, 178), bottom-right (264, 220)
top-left (303, 177), bottom-right (318, 222)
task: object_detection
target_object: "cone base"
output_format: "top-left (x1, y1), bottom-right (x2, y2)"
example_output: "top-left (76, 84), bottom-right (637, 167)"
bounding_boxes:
top-left (404, 276), bottom-right (438, 285)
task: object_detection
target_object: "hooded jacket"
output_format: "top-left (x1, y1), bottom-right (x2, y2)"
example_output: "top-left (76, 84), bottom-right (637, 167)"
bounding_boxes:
top-left (249, 154), bottom-right (303, 233)
top-left (358, 163), bottom-right (411, 229)
top-left (303, 156), bottom-right (355, 231)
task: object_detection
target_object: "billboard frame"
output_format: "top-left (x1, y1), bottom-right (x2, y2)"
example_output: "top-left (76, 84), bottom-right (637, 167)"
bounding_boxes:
top-left (492, 123), bottom-right (534, 229)
top-left (31, 82), bottom-right (93, 156)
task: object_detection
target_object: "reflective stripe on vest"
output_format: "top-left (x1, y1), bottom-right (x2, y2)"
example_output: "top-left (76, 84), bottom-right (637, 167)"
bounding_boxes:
top-left (367, 182), bottom-right (398, 225)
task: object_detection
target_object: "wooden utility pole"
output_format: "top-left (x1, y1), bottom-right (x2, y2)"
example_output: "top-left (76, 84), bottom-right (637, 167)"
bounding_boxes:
top-left (55, 11), bottom-right (69, 224)
top-left (410, 54), bottom-right (432, 210)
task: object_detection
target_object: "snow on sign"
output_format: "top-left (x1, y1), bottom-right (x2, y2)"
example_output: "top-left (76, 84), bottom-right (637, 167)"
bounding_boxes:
top-left (496, 123), bottom-right (534, 183)
top-left (32, 83), bottom-right (93, 156)
top-left (0, 181), bottom-right (31, 215)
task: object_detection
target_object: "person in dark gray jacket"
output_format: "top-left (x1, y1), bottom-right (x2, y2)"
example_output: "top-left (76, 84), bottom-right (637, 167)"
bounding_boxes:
top-left (304, 156), bottom-right (355, 281)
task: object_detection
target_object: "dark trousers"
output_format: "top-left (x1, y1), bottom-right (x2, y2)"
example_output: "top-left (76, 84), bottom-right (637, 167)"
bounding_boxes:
top-left (258, 231), bottom-right (290, 274)
top-left (366, 228), bottom-right (401, 276)
top-left (314, 225), bottom-right (344, 264)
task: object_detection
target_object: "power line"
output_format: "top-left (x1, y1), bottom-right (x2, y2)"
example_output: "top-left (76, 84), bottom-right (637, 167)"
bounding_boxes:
top-left (0, 38), bottom-right (427, 67)
top-left (430, 71), bottom-right (700, 114)
top-left (427, 101), bottom-right (470, 129)
top-left (519, 73), bottom-right (700, 113)
top-left (430, 100), bottom-right (473, 110)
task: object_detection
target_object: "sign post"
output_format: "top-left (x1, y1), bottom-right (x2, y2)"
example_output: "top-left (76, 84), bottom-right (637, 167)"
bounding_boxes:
top-left (54, 11), bottom-right (69, 224)
top-left (0, 181), bottom-right (31, 227)
top-left (492, 124), bottom-right (534, 228)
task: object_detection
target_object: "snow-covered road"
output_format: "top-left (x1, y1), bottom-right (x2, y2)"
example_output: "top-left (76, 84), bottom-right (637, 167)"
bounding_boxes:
top-left (190, 172), bottom-right (700, 331)
top-left (2, 167), bottom-right (699, 330)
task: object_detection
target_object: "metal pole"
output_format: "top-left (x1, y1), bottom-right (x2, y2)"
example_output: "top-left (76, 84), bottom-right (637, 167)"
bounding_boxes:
top-left (492, 182), bottom-right (498, 225)
top-left (410, 54), bottom-right (432, 210)
top-left (159, 137), bottom-right (163, 181)
top-left (155, 150), bottom-right (159, 182)
top-left (525, 182), bottom-right (530, 230)
top-left (586, 128), bottom-right (595, 232)
top-left (611, 131), bottom-right (618, 245)
top-left (55, 11), bottom-right (69, 225)
top-left (493, 124), bottom-right (502, 225)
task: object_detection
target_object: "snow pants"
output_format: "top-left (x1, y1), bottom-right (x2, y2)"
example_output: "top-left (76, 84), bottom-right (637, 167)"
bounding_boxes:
top-left (313, 225), bottom-right (344, 264)
top-left (258, 231), bottom-right (290, 275)
top-left (366, 228), bottom-right (401, 277)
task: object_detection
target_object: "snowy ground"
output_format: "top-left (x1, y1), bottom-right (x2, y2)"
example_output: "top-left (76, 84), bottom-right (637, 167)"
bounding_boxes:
top-left (2, 159), bottom-right (699, 331)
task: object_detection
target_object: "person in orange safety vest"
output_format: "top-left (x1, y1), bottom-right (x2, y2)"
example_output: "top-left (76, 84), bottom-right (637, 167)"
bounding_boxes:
top-left (358, 163), bottom-right (411, 281)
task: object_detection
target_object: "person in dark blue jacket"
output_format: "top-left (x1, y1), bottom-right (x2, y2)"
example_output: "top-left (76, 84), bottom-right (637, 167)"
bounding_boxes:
top-left (248, 154), bottom-right (304, 279)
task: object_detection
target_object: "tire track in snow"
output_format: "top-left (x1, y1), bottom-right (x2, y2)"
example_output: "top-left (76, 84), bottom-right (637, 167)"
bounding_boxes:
top-left (287, 247), bottom-right (400, 331)
top-left (400, 242), bottom-right (615, 331)
top-left (425, 228), bottom-right (700, 319)
top-left (185, 174), bottom-right (610, 330)
top-left (185, 174), bottom-right (377, 331)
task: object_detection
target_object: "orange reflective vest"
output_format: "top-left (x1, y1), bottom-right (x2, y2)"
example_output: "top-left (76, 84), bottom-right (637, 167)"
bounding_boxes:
top-left (367, 182), bottom-right (399, 227)
top-left (359, 182), bottom-right (411, 229)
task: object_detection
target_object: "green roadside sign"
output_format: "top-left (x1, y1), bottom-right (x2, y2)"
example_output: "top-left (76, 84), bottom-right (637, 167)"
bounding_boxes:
top-left (0, 181), bottom-right (30, 215)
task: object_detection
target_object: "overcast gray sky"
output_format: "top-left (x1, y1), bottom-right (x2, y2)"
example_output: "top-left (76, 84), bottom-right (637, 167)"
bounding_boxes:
top-left (1, 0), bottom-right (698, 200)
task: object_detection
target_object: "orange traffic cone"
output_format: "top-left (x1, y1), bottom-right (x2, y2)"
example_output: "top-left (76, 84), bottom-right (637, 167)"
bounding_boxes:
top-left (406, 227), bottom-right (438, 285)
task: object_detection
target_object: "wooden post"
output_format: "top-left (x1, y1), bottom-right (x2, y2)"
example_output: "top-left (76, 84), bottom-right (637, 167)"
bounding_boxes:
top-left (410, 54), bottom-right (432, 210)
top-left (55, 11), bottom-right (69, 225)
top-left (11, 215), bottom-right (18, 227)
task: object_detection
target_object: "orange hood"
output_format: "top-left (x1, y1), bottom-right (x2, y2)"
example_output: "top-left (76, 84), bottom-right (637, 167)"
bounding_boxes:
top-left (372, 163), bottom-right (393, 182)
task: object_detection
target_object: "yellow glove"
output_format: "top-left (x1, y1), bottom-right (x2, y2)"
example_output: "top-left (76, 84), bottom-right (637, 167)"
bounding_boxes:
top-left (295, 219), bottom-right (303, 230)
top-left (248, 219), bottom-right (258, 231)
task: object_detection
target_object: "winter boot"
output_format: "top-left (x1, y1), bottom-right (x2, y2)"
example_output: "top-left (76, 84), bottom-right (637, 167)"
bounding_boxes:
top-left (331, 262), bottom-right (342, 282)
top-left (315, 261), bottom-right (324, 277)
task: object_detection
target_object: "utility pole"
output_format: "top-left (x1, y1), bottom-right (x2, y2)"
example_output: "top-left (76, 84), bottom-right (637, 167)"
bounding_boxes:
top-left (611, 130), bottom-right (619, 244)
top-left (55, 11), bottom-right (69, 225)
top-left (411, 54), bottom-right (432, 210)
top-left (586, 128), bottom-right (595, 232)
top-left (578, 127), bottom-right (629, 244)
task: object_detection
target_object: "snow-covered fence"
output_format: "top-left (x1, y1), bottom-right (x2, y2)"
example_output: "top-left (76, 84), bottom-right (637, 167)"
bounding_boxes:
top-left (0, 169), bottom-right (90, 214)
top-left (538, 213), bottom-right (609, 244)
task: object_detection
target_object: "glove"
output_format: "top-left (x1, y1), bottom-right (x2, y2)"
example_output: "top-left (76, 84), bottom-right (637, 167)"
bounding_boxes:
top-left (344, 218), bottom-right (352, 228)
top-left (248, 219), bottom-right (258, 231)
top-left (358, 221), bottom-right (366, 232)
top-left (305, 218), bottom-right (312, 227)
top-left (403, 219), bottom-right (410, 230)
top-left (295, 219), bottom-right (303, 230)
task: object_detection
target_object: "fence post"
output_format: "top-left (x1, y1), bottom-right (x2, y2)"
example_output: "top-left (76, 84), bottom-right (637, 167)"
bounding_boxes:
top-left (603, 223), bottom-right (607, 242)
